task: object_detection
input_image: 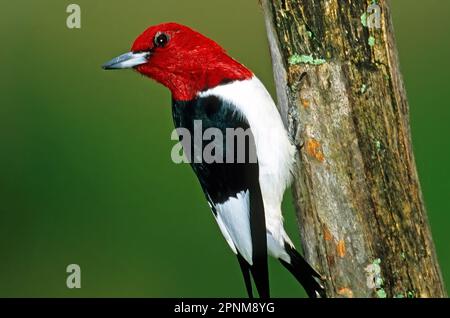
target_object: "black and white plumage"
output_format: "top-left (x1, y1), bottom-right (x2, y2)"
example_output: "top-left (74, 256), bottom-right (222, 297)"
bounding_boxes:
top-left (173, 77), bottom-right (324, 298)
top-left (102, 22), bottom-right (325, 298)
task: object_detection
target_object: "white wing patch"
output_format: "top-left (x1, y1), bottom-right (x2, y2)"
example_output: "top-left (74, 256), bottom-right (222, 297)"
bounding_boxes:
top-left (212, 192), bottom-right (292, 265)
top-left (214, 191), bottom-right (253, 265)
top-left (214, 212), bottom-right (237, 255)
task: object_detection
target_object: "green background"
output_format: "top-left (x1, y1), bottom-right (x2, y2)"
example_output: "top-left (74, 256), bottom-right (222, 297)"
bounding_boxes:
top-left (0, 0), bottom-right (449, 297)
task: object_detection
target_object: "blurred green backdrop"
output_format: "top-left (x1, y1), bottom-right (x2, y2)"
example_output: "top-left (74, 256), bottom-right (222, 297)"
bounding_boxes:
top-left (0, 0), bottom-right (449, 297)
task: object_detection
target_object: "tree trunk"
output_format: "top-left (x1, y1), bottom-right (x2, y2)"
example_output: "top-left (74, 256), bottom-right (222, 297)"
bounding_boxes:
top-left (261, 0), bottom-right (446, 298)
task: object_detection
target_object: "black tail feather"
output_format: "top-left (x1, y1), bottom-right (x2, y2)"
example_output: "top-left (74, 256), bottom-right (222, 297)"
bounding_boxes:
top-left (237, 254), bottom-right (253, 298)
top-left (249, 256), bottom-right (270, 298)
top-left (280, 243), bottom-right (326, 298)
top-left (236, 253), bottom-right (270, 299)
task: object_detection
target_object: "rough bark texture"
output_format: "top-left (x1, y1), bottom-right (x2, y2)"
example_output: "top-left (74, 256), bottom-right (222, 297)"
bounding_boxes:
top-left (261, 0), bottom-right (446, 298)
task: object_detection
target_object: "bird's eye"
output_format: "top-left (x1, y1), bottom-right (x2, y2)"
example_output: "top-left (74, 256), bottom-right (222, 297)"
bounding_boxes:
top-left (154, 32), bottom-right (170, 48)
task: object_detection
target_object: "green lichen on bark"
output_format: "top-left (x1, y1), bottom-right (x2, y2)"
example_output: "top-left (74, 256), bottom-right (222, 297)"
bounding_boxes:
top-left (288, 54), bottom-right (326, 66)
top-left (361, 12), bottom-right (368, 27)
top-left (360, 84), bottom-right (367, 94)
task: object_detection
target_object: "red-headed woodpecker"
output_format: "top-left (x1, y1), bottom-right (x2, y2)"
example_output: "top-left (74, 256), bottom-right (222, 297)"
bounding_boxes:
top-left (103, 22), bottom-right (324, 298)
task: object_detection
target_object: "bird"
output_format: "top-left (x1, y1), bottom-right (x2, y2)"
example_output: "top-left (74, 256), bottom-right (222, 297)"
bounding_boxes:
top-left (102, 22), bottom-right (324, 298)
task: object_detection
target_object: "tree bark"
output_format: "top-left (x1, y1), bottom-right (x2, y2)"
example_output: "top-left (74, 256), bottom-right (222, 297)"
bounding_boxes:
top-left (261, 0), bottom-right (446, 298)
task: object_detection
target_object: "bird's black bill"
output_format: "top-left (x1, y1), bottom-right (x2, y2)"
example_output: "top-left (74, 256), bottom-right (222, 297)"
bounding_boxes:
top-left (102, 51), bottom-right (149, 70)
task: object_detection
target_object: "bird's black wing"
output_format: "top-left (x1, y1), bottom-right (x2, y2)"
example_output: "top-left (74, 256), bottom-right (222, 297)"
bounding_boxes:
top-left (172, 95), bottom-right (269, 298)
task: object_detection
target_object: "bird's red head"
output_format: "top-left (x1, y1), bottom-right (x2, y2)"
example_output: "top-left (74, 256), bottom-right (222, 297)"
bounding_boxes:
top-left (103, 23), bottom-right (252, 101)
